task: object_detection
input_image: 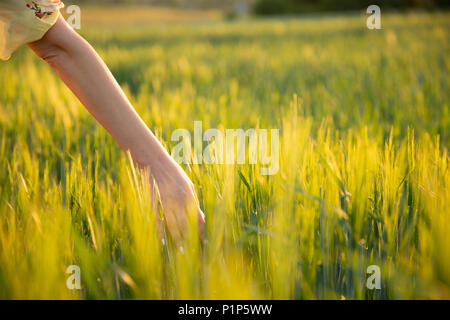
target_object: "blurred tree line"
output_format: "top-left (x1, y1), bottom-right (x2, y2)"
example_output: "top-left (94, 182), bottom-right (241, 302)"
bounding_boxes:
top-left (71, 0), bottom-right (250, 10)
top-left (253, 0), bottom-right (449, 14)
top-left (70, 0), bottom-right (448, 13)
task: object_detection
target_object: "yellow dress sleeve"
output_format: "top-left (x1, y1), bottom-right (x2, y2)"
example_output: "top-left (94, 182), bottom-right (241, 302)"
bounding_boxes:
top-left (0, 0), bottom-right (64, 61)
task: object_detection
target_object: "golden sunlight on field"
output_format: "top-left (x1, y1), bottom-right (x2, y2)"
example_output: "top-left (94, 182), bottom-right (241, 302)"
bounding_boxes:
top-left (62, 5), bottom-right (222, 24)
top-left (0, 5), bottom-right (449, 299)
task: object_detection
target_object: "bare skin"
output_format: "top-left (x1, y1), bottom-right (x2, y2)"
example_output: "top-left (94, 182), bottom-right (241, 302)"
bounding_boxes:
top-left (27, 16), bottom-right (205, 244)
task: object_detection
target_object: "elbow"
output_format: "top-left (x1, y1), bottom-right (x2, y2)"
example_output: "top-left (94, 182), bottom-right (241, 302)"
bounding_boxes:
top-left (27, 16), bottom-right (73, 69)
top-left (35, 45), bottom-right (68, 69)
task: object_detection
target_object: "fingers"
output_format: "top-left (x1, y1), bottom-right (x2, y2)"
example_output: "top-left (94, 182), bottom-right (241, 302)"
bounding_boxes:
top-left (163, 204), bottom-right (205, 246)
top-left (163, 207), bottom-right (184, 246)
top-left (197, 208), bottom-right (206, 242)
top-left (188, 183), bottom-right (206, 241)
top-left (150, 172), bottom-right (205, 246)
top-left (154, 209), bottom-right (164, 242)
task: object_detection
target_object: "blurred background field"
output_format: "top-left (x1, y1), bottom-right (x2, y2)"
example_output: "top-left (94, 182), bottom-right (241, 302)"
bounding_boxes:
top-left (0, 4), bottom-right (449, 299)
top-left (69, 5), bottom-right (222, 24)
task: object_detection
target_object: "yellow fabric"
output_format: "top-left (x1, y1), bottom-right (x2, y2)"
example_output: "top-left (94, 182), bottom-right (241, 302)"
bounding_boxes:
top-left (0, 0), bottom-right (64, 60)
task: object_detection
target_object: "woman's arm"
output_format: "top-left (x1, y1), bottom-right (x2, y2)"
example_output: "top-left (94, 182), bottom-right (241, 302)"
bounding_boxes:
top-left (28, 16), bottom-right (204, 243)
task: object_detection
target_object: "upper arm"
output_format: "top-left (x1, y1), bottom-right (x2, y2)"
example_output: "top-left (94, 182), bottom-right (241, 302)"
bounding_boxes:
top-left (27, 15), bottom-right (80, 63)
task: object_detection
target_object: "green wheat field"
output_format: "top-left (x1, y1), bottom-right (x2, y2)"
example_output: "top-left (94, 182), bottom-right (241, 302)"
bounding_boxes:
top-left (0, 7), bottom-right (449, 299)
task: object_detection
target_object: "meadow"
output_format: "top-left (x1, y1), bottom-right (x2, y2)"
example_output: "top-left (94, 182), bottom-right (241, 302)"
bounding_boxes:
top-left (0, 7), bottom-right (449, 299)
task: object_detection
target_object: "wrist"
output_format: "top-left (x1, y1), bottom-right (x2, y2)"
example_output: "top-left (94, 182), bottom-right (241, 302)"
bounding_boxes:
top-left (130, 132), bottom-right (171, 169)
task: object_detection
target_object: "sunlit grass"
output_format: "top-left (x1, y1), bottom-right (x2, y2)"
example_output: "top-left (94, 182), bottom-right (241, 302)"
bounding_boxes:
top-left (0, 8), bottom-right (449, 299)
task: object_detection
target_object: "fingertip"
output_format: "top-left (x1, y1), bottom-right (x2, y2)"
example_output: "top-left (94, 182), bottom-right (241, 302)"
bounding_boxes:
top-left (197, 209), bottom-right (206, 241)
top-left (198, 209), bottom-right (206, 222)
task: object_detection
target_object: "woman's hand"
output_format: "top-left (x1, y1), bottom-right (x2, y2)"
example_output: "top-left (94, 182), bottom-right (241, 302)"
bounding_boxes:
top-left (137, 151), bottom-right (205, 245)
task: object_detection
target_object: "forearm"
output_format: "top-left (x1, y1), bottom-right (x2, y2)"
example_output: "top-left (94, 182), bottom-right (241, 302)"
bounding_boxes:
top-left (28, 16), bottom-right (166, 166)
top-left (27, 16), bottom-right (204, 241)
